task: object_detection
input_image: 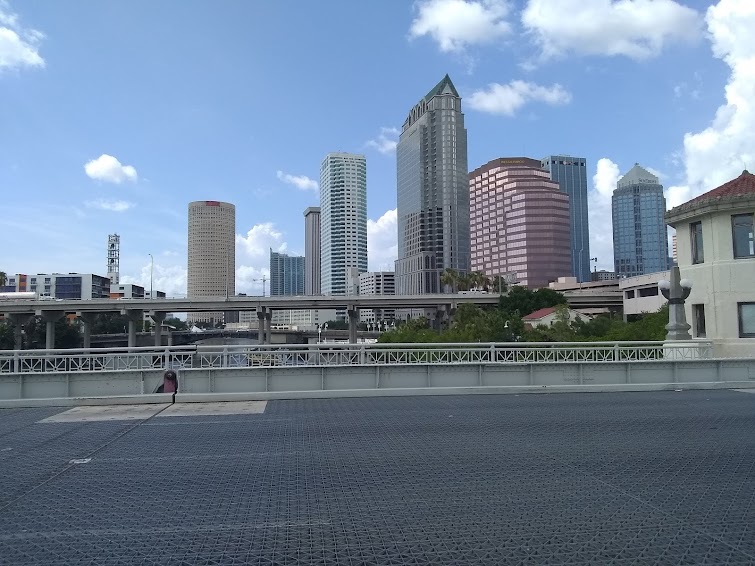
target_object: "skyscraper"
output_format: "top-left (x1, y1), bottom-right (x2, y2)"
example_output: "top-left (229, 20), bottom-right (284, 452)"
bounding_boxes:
top-left (612, 164), bottom-right (669, 277)
top-left (187, 200), bottom-right (236, 324)
top-left (303, 206), bottom-right (321, 295)
top-left (396, 74), bottom-right (470, 295)
top-left (541, 155), bottom-right (590, 282)
top-left (319, 153), bottom-right (368, 296)
top-left (269, 250), bottom-right (305, 296)
top-left (470, 158), bottom-right (571, 289)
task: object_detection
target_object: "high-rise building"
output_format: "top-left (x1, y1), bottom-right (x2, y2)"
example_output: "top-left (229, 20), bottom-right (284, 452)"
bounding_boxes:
top-left (319, 153), bottom-right (368, 296)
top-left (470, 158), bottom-right (571, 289)
top-left (541, 155), bottom-right (590, 282)
top-left (269, 250), bottom-right (305, 296)
top-left (612, 164), bottom-right (669, 277)
top-left (396, 74), bottom-right (470, 295)
top-left (359, 271), bottom-right (396, 323)
top-left (304, 207), bottom-right (321, 295)
top-left (187, 200), bottom-right (236, 324)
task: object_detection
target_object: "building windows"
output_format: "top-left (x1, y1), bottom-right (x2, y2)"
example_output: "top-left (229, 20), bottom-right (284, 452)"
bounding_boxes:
top-left (690, 221), bottom-right (704, 264)
top-left (738, 303), bottom-right (755, 338)
top-left (732, 214), bottom-right (754, 258)
top-left (693, 304), bottom-right (706, 338)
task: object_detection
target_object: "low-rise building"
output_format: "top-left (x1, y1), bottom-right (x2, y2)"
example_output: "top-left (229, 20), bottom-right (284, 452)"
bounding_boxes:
top-left (620, 271), bottom-right (669, 321)
top-left (359, 272), bottom-right (395, 323)
top-left (522, 306), bottom-right (590, 330)
top-left (665, 170), bottom-right (755, 356)
top-left (3, 273), bottom-right (110, 299)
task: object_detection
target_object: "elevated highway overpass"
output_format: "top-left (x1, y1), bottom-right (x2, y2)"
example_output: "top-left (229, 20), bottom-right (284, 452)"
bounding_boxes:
top-left (1, 291), bottom-right (624, 349)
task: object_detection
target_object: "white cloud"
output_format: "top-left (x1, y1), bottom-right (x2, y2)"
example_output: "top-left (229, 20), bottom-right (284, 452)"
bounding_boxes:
top-left (84, 154), bottom-right (138, 184)
top-left (588, 158), bottom-right (622, 270)
top-left (236, 222), bottom-right (288, 260)
top-left (667, 0), bottom-right (755, 209)
top-left (367, 208), bottom-right (398, 271)
top-left (235, 223), bottom-right (289, 296)
top-left (522, 0), bottom-right (702, 61)
top-left (236, 265), bottom-right (270, 296)
top-left (84, 199), bottom-right (135, 212)
top-left (276, 170), bottom-right (318, 192)
top-left (0, 2), bottom-right (44, 71)
top-left (121, 263), bottom-right (188, 299)
top-left (409, 0), bottom-right (512, 52)
top-left (366, 127), bottom-right (400, 154)
top-left (467, 80), bottom-right (571, 116)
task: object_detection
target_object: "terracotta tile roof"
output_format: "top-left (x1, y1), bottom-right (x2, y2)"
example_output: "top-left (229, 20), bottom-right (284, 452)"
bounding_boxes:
top-left (523, 307), bottom-right (557, 320)
top-left (682, 170), bottom-right (755, 208)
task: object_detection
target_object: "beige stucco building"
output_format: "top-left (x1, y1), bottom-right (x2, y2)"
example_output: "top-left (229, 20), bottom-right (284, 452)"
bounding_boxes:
top-left (665, 171), bottom-right (755, 357)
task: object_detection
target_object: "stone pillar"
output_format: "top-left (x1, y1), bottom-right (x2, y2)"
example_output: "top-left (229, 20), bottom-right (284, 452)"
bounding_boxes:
top-left (121, 309), bottom-right (144, 348)
top-left (257, 308), bottom-right (266, 345)
top-left (659, 266), bottom-right (692, 341)
top-left (36, 311), bottom-right (64, 350)
top-left (264, 311), bottom-right (272, 345)
top-left (77, 312), bottom-right (97, 349)
top-left (150, 311), bottom-right (167, 347)
top-left (348, 307), bottom-right (359, 344)
top-left (8, 314), bottom-right (32, 350)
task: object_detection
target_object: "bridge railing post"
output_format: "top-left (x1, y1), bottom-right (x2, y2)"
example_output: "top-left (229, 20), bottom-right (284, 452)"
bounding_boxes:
top-left (13, 351), bottom-right (20, 374)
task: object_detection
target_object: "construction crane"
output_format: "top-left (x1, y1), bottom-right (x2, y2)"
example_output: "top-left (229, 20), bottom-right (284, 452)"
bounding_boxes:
top-left (251, 275), bottom-right (267, 297)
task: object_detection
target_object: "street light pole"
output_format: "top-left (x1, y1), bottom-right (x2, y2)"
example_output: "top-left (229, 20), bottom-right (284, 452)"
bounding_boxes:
top-left (148, 254), bottom-right (153, 299)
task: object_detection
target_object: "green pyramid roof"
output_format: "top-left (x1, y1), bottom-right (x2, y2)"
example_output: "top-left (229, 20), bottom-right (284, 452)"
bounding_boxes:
top-left (424, 74), bottom-right (459, 102)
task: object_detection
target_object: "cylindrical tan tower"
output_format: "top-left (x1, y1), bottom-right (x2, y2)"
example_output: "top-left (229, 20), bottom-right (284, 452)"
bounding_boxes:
top-left (187, 200), bottom-right (236, 324)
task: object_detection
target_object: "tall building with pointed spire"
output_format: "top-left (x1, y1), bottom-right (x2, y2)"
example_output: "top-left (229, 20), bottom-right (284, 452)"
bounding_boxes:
top-left (395, 75), bottom-right (470, 294)
top-left (612, 164), bottom-right (669, 277)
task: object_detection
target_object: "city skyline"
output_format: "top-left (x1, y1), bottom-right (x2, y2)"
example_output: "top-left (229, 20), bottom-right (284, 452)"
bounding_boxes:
top-left (1, 1), bottom-right (751, 297)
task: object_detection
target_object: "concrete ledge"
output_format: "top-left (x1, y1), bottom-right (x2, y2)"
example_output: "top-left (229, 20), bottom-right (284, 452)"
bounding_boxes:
top-left (0, 393), bottom-right (174, 409)
top-left (174, 381), bottom-right (755, 403)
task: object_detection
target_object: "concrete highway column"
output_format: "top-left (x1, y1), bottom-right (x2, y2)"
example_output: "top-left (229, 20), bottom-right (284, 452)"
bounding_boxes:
top-left (257, 309), bottom-right (266, 345)
top-left (77, 312), bottom-right (97, 349)
top-left (150, 312), bottom-right (167, 346)
top-left (121, 309), bottom-right (144, 348)
top-left (264, 311), bottom-right (272, 345)
top-left (37, 311), bottom-right (64, 350)
top-left (348, 308), bottom-right (359, 344)
top-left (8, 314), bottom-right (32, 350)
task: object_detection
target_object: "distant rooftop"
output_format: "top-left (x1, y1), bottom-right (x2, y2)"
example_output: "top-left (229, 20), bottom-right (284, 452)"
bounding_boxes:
top-left (617, 163), bottom-right (660, 188)
top-left (424, 74), bottom-right (459, 102)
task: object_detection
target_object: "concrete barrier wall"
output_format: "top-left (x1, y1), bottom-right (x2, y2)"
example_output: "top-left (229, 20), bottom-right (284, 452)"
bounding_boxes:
top-left (1, 359), bottom-right (754, 407)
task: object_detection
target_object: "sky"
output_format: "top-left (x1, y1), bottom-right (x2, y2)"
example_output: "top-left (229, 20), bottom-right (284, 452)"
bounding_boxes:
top-left (1, 0), bottom-right (753, 297)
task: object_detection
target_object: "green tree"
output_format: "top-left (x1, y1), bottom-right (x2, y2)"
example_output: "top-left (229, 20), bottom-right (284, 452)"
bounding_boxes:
top-left (22, 317), bottom-right (82, 349)
top-left (440, 268), bottom-right (459, 293)
top-left (0, 271), bottom-right (7, 288)
top-left (0, 322), bottom-right (14, 350)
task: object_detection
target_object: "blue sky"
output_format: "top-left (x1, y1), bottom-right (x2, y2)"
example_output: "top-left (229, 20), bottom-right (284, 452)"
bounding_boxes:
top-left (1, 0), bottom-right (753, 296)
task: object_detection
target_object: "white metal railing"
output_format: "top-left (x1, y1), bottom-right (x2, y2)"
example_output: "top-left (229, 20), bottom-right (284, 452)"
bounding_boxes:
top-left (0, 341), bottom-right (714, 374)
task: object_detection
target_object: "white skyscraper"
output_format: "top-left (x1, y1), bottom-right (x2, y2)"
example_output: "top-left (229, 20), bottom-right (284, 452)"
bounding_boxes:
top-left (319, 153), bottom-right (367, 297)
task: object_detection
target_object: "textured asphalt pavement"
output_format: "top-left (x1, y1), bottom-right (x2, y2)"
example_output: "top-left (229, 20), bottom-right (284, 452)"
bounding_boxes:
top-left (1, 390), bottom-right (755, 565)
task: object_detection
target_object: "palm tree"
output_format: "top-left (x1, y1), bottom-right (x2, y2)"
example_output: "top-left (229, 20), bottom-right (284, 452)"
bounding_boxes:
top-left (491, 275), bottom-right (507, 294)
top-left (440, 268), bottom-right (459, 293)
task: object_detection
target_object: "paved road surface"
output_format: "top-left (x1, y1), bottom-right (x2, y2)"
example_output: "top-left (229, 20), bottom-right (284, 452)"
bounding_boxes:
top-left (1, 390), bottom-right (755, 565)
